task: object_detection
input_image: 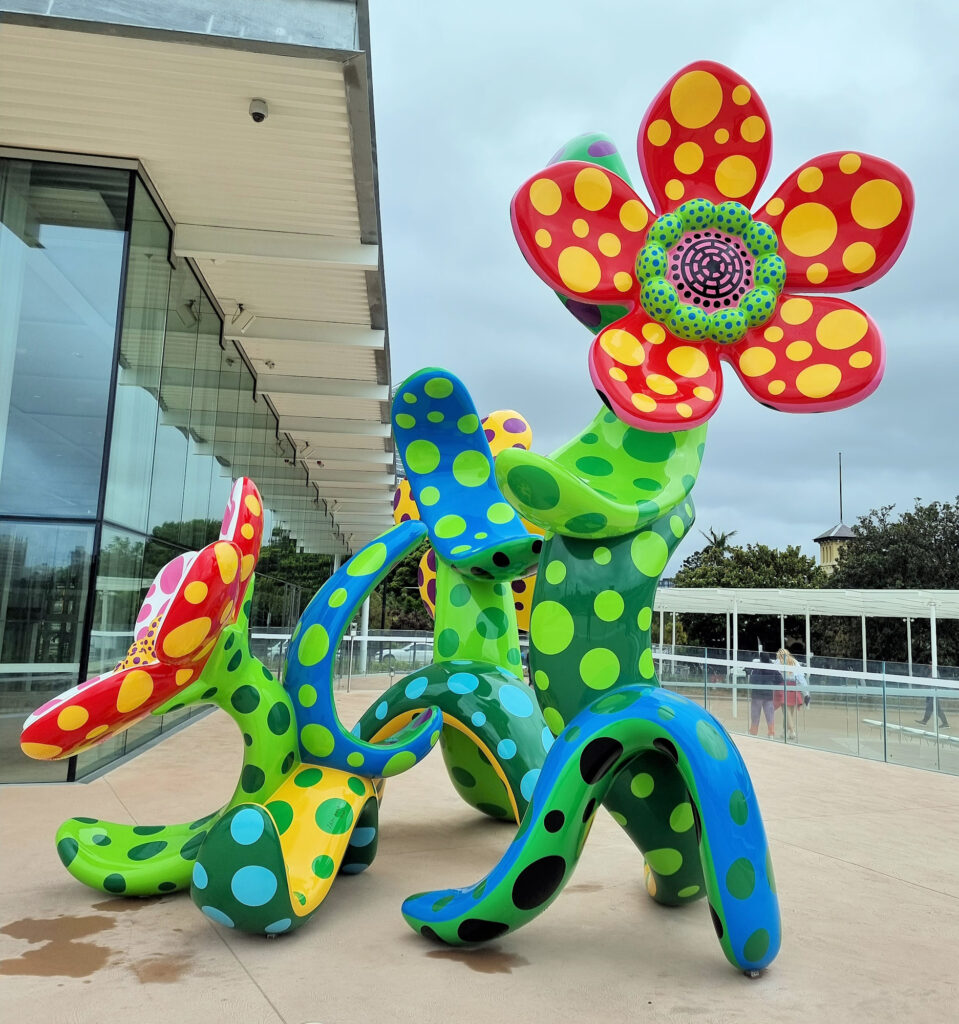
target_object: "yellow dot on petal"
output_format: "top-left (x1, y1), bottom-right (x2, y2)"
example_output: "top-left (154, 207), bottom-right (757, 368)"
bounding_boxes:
top-left (806, 263), bottom-right (829, 284)
top-left (786, 340), bottom-right (812, 361)
top-left (184, 581), bottom-right (208, 605)
top-left (85, 725), bottom-right (108, 741)
top-left (839, 153), bottom-right (862, 174)
top-left (740, 116), bottom-right (766, 143)
top-left (176, 669), bottom-right (194, 687)
top-left (529, 178), bottom-right (562, 216)
top-left (693, 386), bottom-right (714, 401)
top-left (631, 393), bottom-right (657, 413)
top-left (714, 128), bottom-right (729, 144)
top-left (620, 200), bottom-right (649, 232)
top-left (646, 373), bottom-right (678, 396)
top-left (21, 742), bottom-right (62, 759)
top-left (642, 323), bottom-right (666, 345)
top-left (674, 141), bottom-right (704, 174)
top-left (739, 348), bottom-right (776, 377)
top-left (240, 523), bottom-right (254, 540)
top-left (557, 246), bottom-right (602, 293)
top-left (764, 325), bottom-right (784, 342)
top-left (849, 351), bottom-right (873, 369)
top-left (666, 345), bottom-right (709, 378)
top-left (116, 669), bottom-right (155, 713)
top-left (599, 328), bottom-right (645, 366)
top-left (670, 70), bottom-right (724, 129)
top-left (797, 166), bottom-right (824, 193)
top-left (768, 379), bottom-right (786, 396)
top-left (842, 241), bottom-right (876, 274)
top-left (613, 272), bottom-right (633, 292)
top-left (851, 179), bottom-right (902, 229)
top-left (647, 119), bottom-right (671, 146)
top-left (676, 403), bottom-right (693, 418)
top-left (219, 599), bottom-right (234, 625)
top-left (780, 298), bottom-right (813, 325)
top-left (244, 494), bottom-right (261, 517)
top-left (572, 218), bottom-right (589, 238)
top-left (608, 367), bottom-right (628, 382)
top-left (161, 618), bottom-right (211, 659)
top-left (781, 203), bottom-right (837, 257)
top-left (816, 309), bottom-right (869, 350)
top-left (796, 364), bottom-right (842, 398)
top-left (535, 229), bottom-right (552, 248)
top-left (765, 197), bottom-right (784, 217)
top-left (732, 84), bottom-right (751, 105)
top-left (574, 167), bottom-right (612, 212)
top-left (598, 232), bottom-right (621, 257)
top-left (214, 542), bottom-right (238, 584)
top-left (715, 155), bottom-right (757, 199)
top-left (240, 554), bottom-right (255, 582)
top-left (665, 179), bottom-right (685, 201)
top-left (57, 705), bottom-right (89, 731)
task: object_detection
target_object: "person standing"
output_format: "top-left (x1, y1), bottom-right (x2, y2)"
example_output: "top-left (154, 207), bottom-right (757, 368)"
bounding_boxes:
top-left (748, 651), bottom-right (784, 738)
top-left (775, 648), bottom-right (810, 740)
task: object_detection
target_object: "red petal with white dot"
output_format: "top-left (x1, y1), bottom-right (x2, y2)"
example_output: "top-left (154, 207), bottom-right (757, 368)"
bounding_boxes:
top-left (754, 152), bottom-right (914, 291)
top-left (511, 161), bottom-right (650, 306)
top-left (722, 295), bottom-right (884, 412)
top-left (638, 61), bottom-right (772, 215)
top-left (588, 311), bottom-right (723, 431)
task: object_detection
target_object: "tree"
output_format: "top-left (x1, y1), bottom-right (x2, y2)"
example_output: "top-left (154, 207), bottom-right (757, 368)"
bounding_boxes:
top-left (673, 542), bottom-right (827, 651)
top-left (699, 527), bottom-right (737, 553)
top-left (821, 498), bottom-right (959, 666)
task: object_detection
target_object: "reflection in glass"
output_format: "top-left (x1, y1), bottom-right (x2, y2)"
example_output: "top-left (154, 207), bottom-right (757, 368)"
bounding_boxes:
top-left (0, 159), bottom-right (129, 517)
top-left (0, 520), bottom-right (93, 782)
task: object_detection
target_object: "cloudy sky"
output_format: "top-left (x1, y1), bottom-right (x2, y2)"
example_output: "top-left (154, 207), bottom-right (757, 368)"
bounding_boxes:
top-left (368, 0), bottom-right (958, 571)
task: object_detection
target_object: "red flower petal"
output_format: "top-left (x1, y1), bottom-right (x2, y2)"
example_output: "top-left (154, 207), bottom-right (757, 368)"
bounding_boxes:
top-left (220, 477), bottom-right (264, 586)
top-left (511, 161), bottom-right (651, 305)
top-left (722, 295), bottom-right (884, 412)
top-left (638, 61), bottom-right (772, 214)
top-left (588, 311), bottom-right (723, 431)
top-left (20, 661), bottom-right (189, 760)
top-left (755, 152), bottom-right (914, 291)
top-left (154, 540), bottom-right (242, 666)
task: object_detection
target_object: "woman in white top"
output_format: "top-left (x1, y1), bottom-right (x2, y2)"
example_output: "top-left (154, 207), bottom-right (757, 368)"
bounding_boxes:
top-left (775, 648), bottom-right (810, 741)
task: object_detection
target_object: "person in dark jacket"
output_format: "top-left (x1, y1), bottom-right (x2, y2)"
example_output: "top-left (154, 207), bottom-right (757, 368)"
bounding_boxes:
top-left (747, 650), bottom-right (784, 738)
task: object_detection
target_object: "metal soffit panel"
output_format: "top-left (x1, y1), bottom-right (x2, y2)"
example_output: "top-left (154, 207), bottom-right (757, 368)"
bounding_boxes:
top-left (654, 588), bottom-right (959, 620)
top-left (0, 19), bottom-right (396, 551)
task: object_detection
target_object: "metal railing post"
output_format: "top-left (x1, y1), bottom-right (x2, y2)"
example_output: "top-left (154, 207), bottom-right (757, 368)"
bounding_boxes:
top-left (881, 661), bottom-right (888, 763)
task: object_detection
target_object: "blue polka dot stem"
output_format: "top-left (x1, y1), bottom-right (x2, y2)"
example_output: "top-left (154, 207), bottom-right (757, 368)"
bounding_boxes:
top-left (402, 686), bottom-right (780, 971)
top-left (284, 520), bottom-right (443, 776)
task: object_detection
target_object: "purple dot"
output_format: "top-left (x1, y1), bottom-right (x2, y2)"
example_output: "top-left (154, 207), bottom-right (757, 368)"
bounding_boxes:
top-left (565, 299), bottom-right (603, 328)
top-left (427, 578), bottom-right (437, 604)
top-left (417, 568), bottom-right (424, 586)
top-left (427, 548), bottom-right (437, 571)
top-left (484, 428), bottom-right (496, 442)
top-left (503, 417), bottom-right (527, 434)
top-left (515, 602), bottom-right (524, 611)
top-left (392, 490), bottom-right (401, 510)
top-left (512, 443), bottom-right (525, 449)
top-left (401, 513), bottom-right (411, 523)
top-left (587, 140), bottom-right (617, 157)
top-left (512, 579), bottom-right (526, 593)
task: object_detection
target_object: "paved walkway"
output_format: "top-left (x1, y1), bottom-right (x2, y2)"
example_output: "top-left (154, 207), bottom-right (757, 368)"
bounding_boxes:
top-left (2, 687), bottom-right (958, 1023)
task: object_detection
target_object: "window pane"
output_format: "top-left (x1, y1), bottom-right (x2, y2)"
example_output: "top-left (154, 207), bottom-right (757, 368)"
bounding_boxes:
top-left (103, 178), bottom-right (171, 532)
top-left (0, 159), bottom-right (129, 517)
top-left (0, 520), bottom-right (94, 782)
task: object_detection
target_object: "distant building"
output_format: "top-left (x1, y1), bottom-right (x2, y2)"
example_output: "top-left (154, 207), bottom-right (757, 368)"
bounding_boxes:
top-left (814, 523), bottom-right (856, 574)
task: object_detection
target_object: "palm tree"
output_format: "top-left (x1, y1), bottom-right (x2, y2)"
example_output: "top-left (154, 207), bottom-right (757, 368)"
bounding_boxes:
top-left (700, 527), bottom-right (737, 553)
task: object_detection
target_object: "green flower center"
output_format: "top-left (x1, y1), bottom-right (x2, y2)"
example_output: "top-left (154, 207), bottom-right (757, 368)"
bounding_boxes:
top-left (635, 199), bottom-right (786, 344)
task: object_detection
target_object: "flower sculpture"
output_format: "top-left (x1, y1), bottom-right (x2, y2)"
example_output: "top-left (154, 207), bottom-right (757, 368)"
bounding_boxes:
top-left (401, 62), bottom-right (913, 975)
top-left (511, 60), bottom-right (914, 431)
top-left (21, 478), bottom-right (264, 761)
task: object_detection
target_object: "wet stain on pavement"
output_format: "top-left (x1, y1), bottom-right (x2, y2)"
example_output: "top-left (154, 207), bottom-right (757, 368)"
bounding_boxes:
top-left (0, 915), bottom-right (116, 978)
top-left (426, 948), bottom-right (530, 974)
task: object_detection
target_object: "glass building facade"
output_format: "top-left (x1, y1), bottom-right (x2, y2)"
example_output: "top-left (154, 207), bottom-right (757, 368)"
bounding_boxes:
top-left (0, 157), bottom-right (314, 783)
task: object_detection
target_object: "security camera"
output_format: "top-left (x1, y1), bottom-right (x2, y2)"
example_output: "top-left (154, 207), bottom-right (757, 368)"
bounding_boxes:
top-left (249, 98), bottom-right (268, 123)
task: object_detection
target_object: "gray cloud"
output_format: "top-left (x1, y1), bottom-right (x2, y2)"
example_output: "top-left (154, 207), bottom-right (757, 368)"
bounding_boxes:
top-left (370, 0), bottom-right (959, 571)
